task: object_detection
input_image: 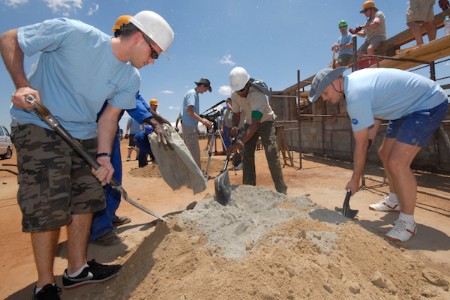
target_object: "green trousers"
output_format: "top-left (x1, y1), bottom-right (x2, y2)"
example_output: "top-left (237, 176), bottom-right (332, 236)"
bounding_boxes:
top-left (242, 121), bottom-right (287, 194)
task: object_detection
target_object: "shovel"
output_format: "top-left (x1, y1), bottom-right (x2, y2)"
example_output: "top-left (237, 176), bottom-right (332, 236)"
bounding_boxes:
top-left (24, 94), bottom-right (168, 223)
top-left (214, 152), bottom-right (232, 205)
top-left (342, 189), bottom-right (358, 219)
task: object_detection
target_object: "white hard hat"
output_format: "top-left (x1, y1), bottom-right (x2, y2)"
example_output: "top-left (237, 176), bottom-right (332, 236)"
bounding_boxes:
top-left (229, 67), bottom-right (250, 91)
top-left (130, 11), bottom-right (174, 53)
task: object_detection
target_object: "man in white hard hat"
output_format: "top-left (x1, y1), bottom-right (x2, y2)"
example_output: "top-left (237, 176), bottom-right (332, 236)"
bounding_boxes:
top-left (309, 67), bottom-right (448, 243)
top-left (0, 10), bottom-right (173, 299)
top-left (228, 67), bottom-right (287, 194)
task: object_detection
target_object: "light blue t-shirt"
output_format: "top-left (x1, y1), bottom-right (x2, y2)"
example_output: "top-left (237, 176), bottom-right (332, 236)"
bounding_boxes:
top-left (337, 32), bottom-right (353, 56)
top-left (181, 88), bottom-right (199, 128)
top-left (127, 118), bottom-right (141, 135)
top-left (345, 68), bottom-right (447, 132)
top-left (13, 18), bottom-right (140, 139)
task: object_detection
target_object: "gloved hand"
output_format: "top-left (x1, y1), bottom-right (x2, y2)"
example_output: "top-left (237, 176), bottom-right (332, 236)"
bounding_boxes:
top-left (349, 26), bottom-right (363, 35)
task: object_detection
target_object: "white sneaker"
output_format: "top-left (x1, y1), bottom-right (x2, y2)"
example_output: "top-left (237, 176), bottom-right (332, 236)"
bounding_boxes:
top-left (369, 196), bottom-right (400, 212)
top-left (385, 219), bottom-right (417, 242)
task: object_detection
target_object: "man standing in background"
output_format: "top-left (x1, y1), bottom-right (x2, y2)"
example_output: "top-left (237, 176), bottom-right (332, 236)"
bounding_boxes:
top-left (181, 78), bottom-right (213, 169)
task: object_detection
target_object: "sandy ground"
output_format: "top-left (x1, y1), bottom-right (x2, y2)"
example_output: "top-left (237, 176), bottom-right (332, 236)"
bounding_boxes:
top-left (1, 137), bottom-right (450, 299)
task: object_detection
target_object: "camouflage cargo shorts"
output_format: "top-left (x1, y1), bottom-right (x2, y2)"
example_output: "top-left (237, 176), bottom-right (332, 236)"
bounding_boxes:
top-left (11, 124), bottom-right (106, 232)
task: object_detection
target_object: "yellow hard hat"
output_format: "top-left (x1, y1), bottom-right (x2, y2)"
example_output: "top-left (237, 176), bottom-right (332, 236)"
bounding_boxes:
top-left (112, 15), bottom-right (132, 33)
top-left (360, 1), bottom-right (376, 13)
top-left (149, 98), bottom-right (158, 106)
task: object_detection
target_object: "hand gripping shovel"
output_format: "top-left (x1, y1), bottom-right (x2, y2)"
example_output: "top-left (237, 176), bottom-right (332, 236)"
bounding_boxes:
top-left (342, 189), bottom-right (358, 219)
top-left (25, 94), bottom-right (168, 222)
top-left (214, 153), bottom-right (232, 205)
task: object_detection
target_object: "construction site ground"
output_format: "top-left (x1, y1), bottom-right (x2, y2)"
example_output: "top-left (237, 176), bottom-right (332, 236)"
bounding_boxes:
top-left (1, 138), bottom-right (450, 299)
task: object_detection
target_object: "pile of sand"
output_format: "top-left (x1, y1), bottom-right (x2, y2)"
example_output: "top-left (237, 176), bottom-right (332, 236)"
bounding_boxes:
top-left (70, 185), bottom-right (450, 299)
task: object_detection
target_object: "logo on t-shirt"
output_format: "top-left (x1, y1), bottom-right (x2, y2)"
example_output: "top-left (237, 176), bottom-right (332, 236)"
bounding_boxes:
top-left (351, 118), bottom-right (358, 125)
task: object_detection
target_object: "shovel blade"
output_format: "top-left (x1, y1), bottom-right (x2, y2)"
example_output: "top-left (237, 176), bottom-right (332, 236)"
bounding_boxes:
top-left (214, 169), bottom-right (231, 205)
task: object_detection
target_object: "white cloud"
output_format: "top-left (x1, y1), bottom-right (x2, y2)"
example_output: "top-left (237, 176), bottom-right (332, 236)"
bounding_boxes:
top-left (218, 85), bottom-right (232, 96)
top-left (161, 90), bottom-right (174, 94)
top-left (168, 105), bottom-right (180, 111)
top-left (44, 0), bottom-right (83, 15)
top-left (220, 53), bottom-right (235, 66)
top-left (4, 0), bottom-right (28, 7)
top-left (87, 3), bottom-right (99, 16)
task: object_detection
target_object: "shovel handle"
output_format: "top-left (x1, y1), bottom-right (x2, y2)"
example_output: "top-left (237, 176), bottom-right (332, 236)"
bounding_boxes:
top-left (344, 189), bottom-right (351, 204)
top-left (24, 94), bottom-right (168, 222)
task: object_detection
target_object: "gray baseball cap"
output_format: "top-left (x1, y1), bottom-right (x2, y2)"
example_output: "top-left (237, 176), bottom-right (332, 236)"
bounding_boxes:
top-left (308, 66), bottom-right (347, 102)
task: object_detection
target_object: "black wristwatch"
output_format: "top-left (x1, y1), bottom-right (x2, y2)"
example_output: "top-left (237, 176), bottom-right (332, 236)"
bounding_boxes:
top-left (96, 152), bottom-right (111, 159)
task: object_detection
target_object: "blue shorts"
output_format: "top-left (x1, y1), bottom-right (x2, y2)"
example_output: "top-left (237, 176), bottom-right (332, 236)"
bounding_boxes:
top-left (385, 101), bottom-right (448, 147)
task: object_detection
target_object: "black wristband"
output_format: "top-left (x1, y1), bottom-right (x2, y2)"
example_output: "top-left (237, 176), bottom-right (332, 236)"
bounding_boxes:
top-left (96, 152), bottom-right (111, 159)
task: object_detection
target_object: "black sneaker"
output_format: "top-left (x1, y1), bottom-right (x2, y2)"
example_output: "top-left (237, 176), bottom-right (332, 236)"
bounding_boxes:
top-left (33, 283), bottom-right (61, 300)
top-left (62, 259), bottom-right (122, 289)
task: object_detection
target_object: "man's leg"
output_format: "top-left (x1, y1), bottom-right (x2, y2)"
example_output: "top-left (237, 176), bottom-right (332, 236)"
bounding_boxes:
top-left (242, 131), bottom-right (258, 186)
top-left (424, 20), bottom-right (436, 42)
top-left (370, 137), bottom-right (401, 211)
top-left (407, 22), bottom-right (424, 45)
top-left (378, 137), bottom-right (396, 193)
top-left (367, 45), bottom-right (376, 56)
top-left (259, 122), bottom-right (287, 194)
top-left (67, 213), bottom-right (92, 273)
top-left (385, 141), bottom-right (421, 215)
top-left (182, 124), bottom-right (201, 168)
top-left (32, 229), bottom-right (60, 288)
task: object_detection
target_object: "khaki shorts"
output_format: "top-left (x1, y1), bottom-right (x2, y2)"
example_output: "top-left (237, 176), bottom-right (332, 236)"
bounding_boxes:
top-left (336, 54), bottom-right (353, 66)
top-left (407, 0), bottom-right (434, 23)
top-left (12, 124), bottom-right (105, 232)
top-left (358, 36), bottom-right (385, 53)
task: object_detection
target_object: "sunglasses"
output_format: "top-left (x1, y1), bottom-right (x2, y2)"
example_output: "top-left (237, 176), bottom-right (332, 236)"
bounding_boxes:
top-left (142, 33), bottom-right (159, 60)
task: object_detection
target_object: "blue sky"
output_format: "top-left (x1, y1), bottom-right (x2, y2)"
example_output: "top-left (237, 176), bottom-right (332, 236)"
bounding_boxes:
top-left (0, 0), bottom-right (448, 131)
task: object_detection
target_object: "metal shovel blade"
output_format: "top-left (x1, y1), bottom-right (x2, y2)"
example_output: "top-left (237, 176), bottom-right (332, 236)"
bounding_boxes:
top-left (342, 190), bottom-right (359, 219)
top-left (214, 159), bottom-right (231, 205)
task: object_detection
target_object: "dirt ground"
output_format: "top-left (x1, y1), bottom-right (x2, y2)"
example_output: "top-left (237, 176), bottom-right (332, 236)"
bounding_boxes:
top-left (1, 137), bottom-right (450, 299)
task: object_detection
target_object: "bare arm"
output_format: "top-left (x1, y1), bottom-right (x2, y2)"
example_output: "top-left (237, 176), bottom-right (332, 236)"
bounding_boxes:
top-left (0, 29), bottom-right (39, 109)
top-left (228, 117), bottom-right (260, 154)
top-left (367, 17), bottom-right (381, 30)
top-left (186, 105), bottom-right (211, 129)
top-left (356, 30), bottom-right (366, 38)
top-left (346, 128), bottom-right (370, 194)
top-left (148, 108), bottom-right (171, 126)
top-left (141, 116), bottom-right (169, 145)
top-left (95, 103), bottom-right (121, 185)
top-left (231, 111), bottom-right (241, 137)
